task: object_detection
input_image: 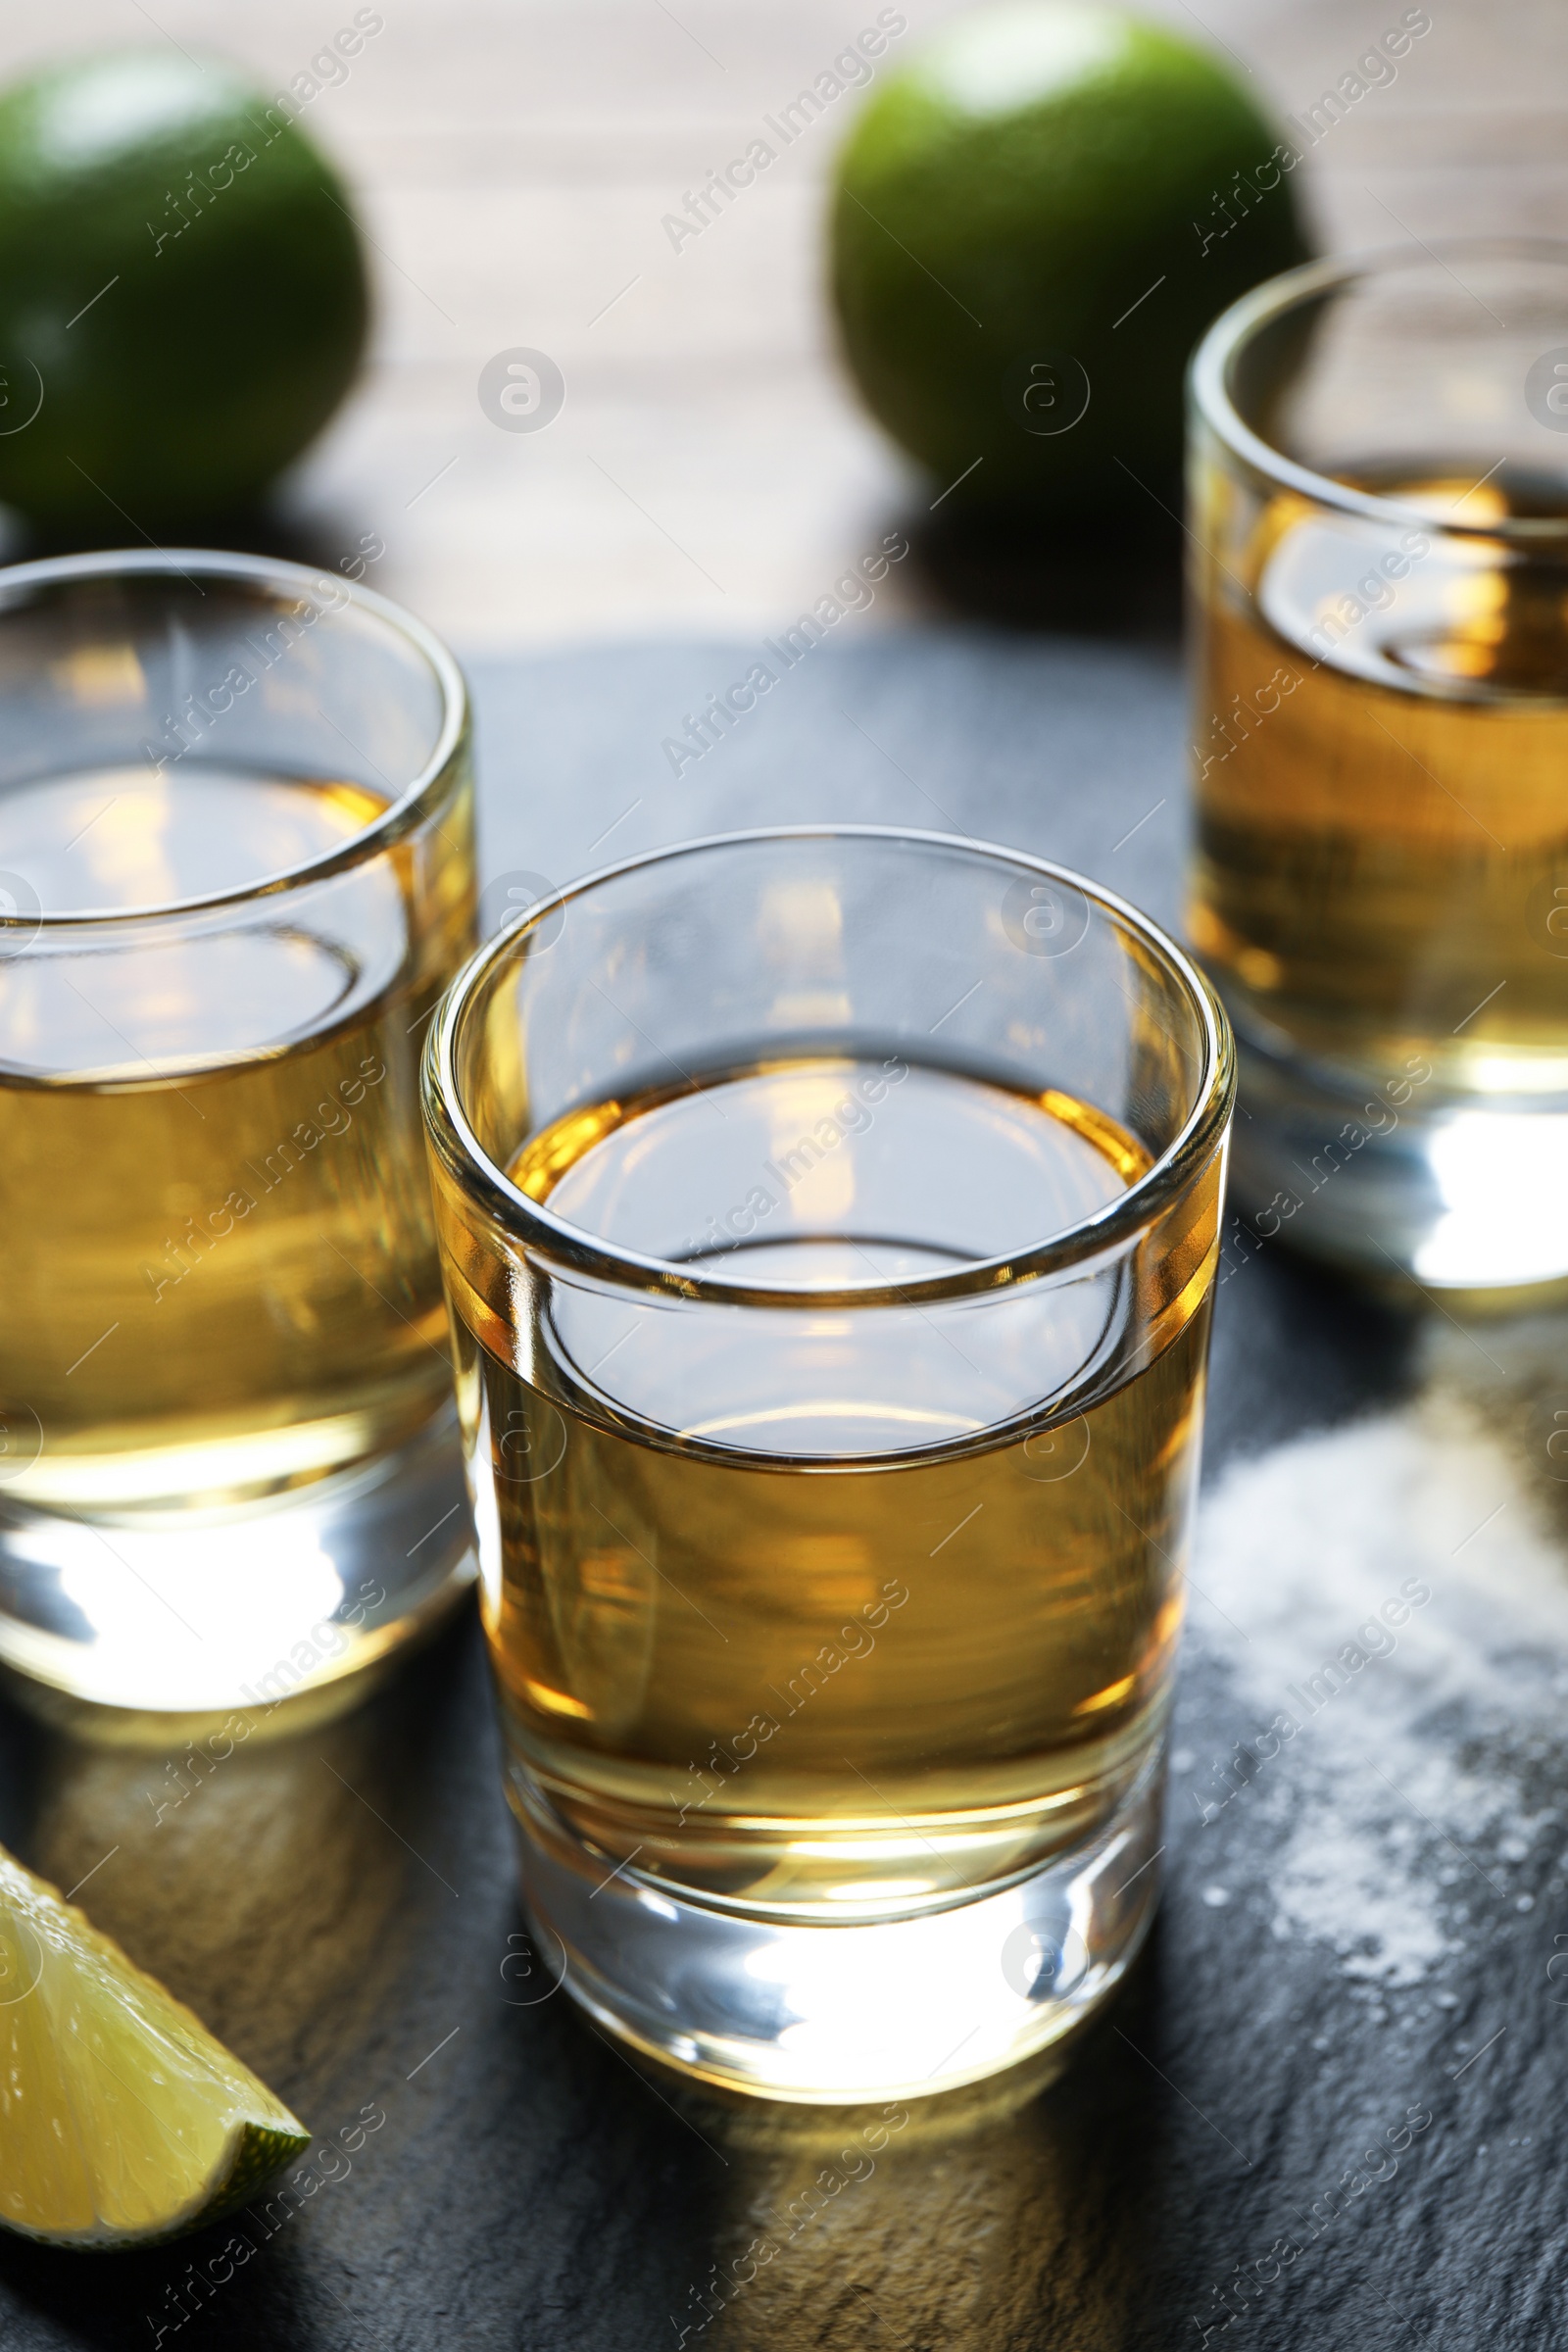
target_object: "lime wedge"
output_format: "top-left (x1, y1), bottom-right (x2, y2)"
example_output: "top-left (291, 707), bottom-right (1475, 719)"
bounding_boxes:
top-left (0, 1845), bottom-right (310, 2247)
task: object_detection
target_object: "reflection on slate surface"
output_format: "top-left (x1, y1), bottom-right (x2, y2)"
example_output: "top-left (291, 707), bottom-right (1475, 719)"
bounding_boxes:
top-left (2, 633), bottom-right (1565, 2351)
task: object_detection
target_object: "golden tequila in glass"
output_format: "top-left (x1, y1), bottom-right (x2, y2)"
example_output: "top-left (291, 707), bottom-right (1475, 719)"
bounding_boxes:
top-left (1, 765), bottom-right (455, 1509)
top-left (1194, 476), bottom-right (1568, 1074)
top-left (484, 1061), bottom-right (1208, 1915)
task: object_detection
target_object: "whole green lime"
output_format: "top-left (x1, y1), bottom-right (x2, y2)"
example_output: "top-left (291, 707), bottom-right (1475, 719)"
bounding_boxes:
top-left (0, 51), bottom-right (368, 532)
top-left (831, 3), bottom-right (1308, 517)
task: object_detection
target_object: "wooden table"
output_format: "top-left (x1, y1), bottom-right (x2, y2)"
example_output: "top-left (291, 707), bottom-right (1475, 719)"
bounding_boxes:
top-left (1, 0), bottom-right (1561, 648)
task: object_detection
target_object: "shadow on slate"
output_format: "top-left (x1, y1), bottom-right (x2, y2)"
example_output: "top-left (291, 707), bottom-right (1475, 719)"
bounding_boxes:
top-left (0, 631), bottom-right (1552, 2352)
top-left (906, 493), bottom-right (1184, 640)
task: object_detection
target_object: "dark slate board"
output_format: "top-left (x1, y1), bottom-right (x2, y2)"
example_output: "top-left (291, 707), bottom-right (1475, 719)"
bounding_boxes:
top-left (1, 625), bottom-right (1560, 2352)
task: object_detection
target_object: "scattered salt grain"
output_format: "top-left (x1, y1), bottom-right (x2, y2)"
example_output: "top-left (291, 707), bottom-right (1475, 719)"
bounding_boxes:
top-left (1189, 1368), bottom-right (1568, 1988)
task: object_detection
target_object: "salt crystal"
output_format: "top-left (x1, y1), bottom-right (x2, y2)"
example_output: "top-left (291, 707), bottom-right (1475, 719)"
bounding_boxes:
top-left (1188, 1374), bottom-right (1568, 1988)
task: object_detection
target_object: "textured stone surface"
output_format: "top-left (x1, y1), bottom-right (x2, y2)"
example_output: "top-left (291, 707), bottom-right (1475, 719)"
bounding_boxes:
top-left (1, 634), bottom-right (1562, 2349)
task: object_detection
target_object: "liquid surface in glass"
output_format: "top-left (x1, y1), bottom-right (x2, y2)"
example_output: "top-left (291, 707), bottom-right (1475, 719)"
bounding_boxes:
top-left (461, 1056), bottom-right (1212, 1919)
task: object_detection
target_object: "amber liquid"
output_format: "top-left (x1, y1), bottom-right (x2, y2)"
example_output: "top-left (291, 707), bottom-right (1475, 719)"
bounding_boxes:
top-left (1189, 470), bottom-right (1568, 1089)
top-left (447, 1057), bottom-right (1216, 1919)
top-left (0, 764), bottom-right (470, 1511)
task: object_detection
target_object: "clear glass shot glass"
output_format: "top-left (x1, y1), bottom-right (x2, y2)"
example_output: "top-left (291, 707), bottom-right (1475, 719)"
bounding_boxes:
top-left (423, 826), bottom-right (1234, 2103)
top-left (1189, 238), bottom-right (1568, 1294)
top-left (0, 549), bottom-right (476, 1735)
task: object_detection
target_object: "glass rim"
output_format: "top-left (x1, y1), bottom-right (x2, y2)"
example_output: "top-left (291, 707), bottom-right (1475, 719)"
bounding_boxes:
top-left (423, 824), bottom-right (1236, 1312)
top-left (1190, 234), bottom-right (1568, 545)
top-left (0, 545), bottom-right (467, 930)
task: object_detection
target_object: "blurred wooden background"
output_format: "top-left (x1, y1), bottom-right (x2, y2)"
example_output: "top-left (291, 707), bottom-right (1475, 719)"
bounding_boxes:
top-left (0, 0), bottom-right (1561, 648)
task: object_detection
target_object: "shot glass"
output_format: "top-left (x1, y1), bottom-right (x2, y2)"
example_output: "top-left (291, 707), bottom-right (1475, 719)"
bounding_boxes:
top-left (1189, 238), bottom-right (1568, 1292)
top-left (423, 826), bottom-right (1234, 2103)
top-left (0, 549), bottom-right (476, 1733)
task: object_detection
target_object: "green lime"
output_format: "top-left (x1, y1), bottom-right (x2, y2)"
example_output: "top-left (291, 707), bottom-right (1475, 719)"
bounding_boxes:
top-left (0, 1843), bottom-right (310, 2246)
top-left (0, 50), bottom-right (368, 532)
top-left (831, 3), bottom-right (1309, 516)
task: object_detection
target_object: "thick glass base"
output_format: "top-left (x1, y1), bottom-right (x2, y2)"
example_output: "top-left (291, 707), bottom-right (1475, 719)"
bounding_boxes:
top-left (1229, 1024), bottom-right (1568, 1297)
top-left (0, 1403), bottom-right (476, 1740)
top-left (512, 1745), bottom-right (1165, 2105)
